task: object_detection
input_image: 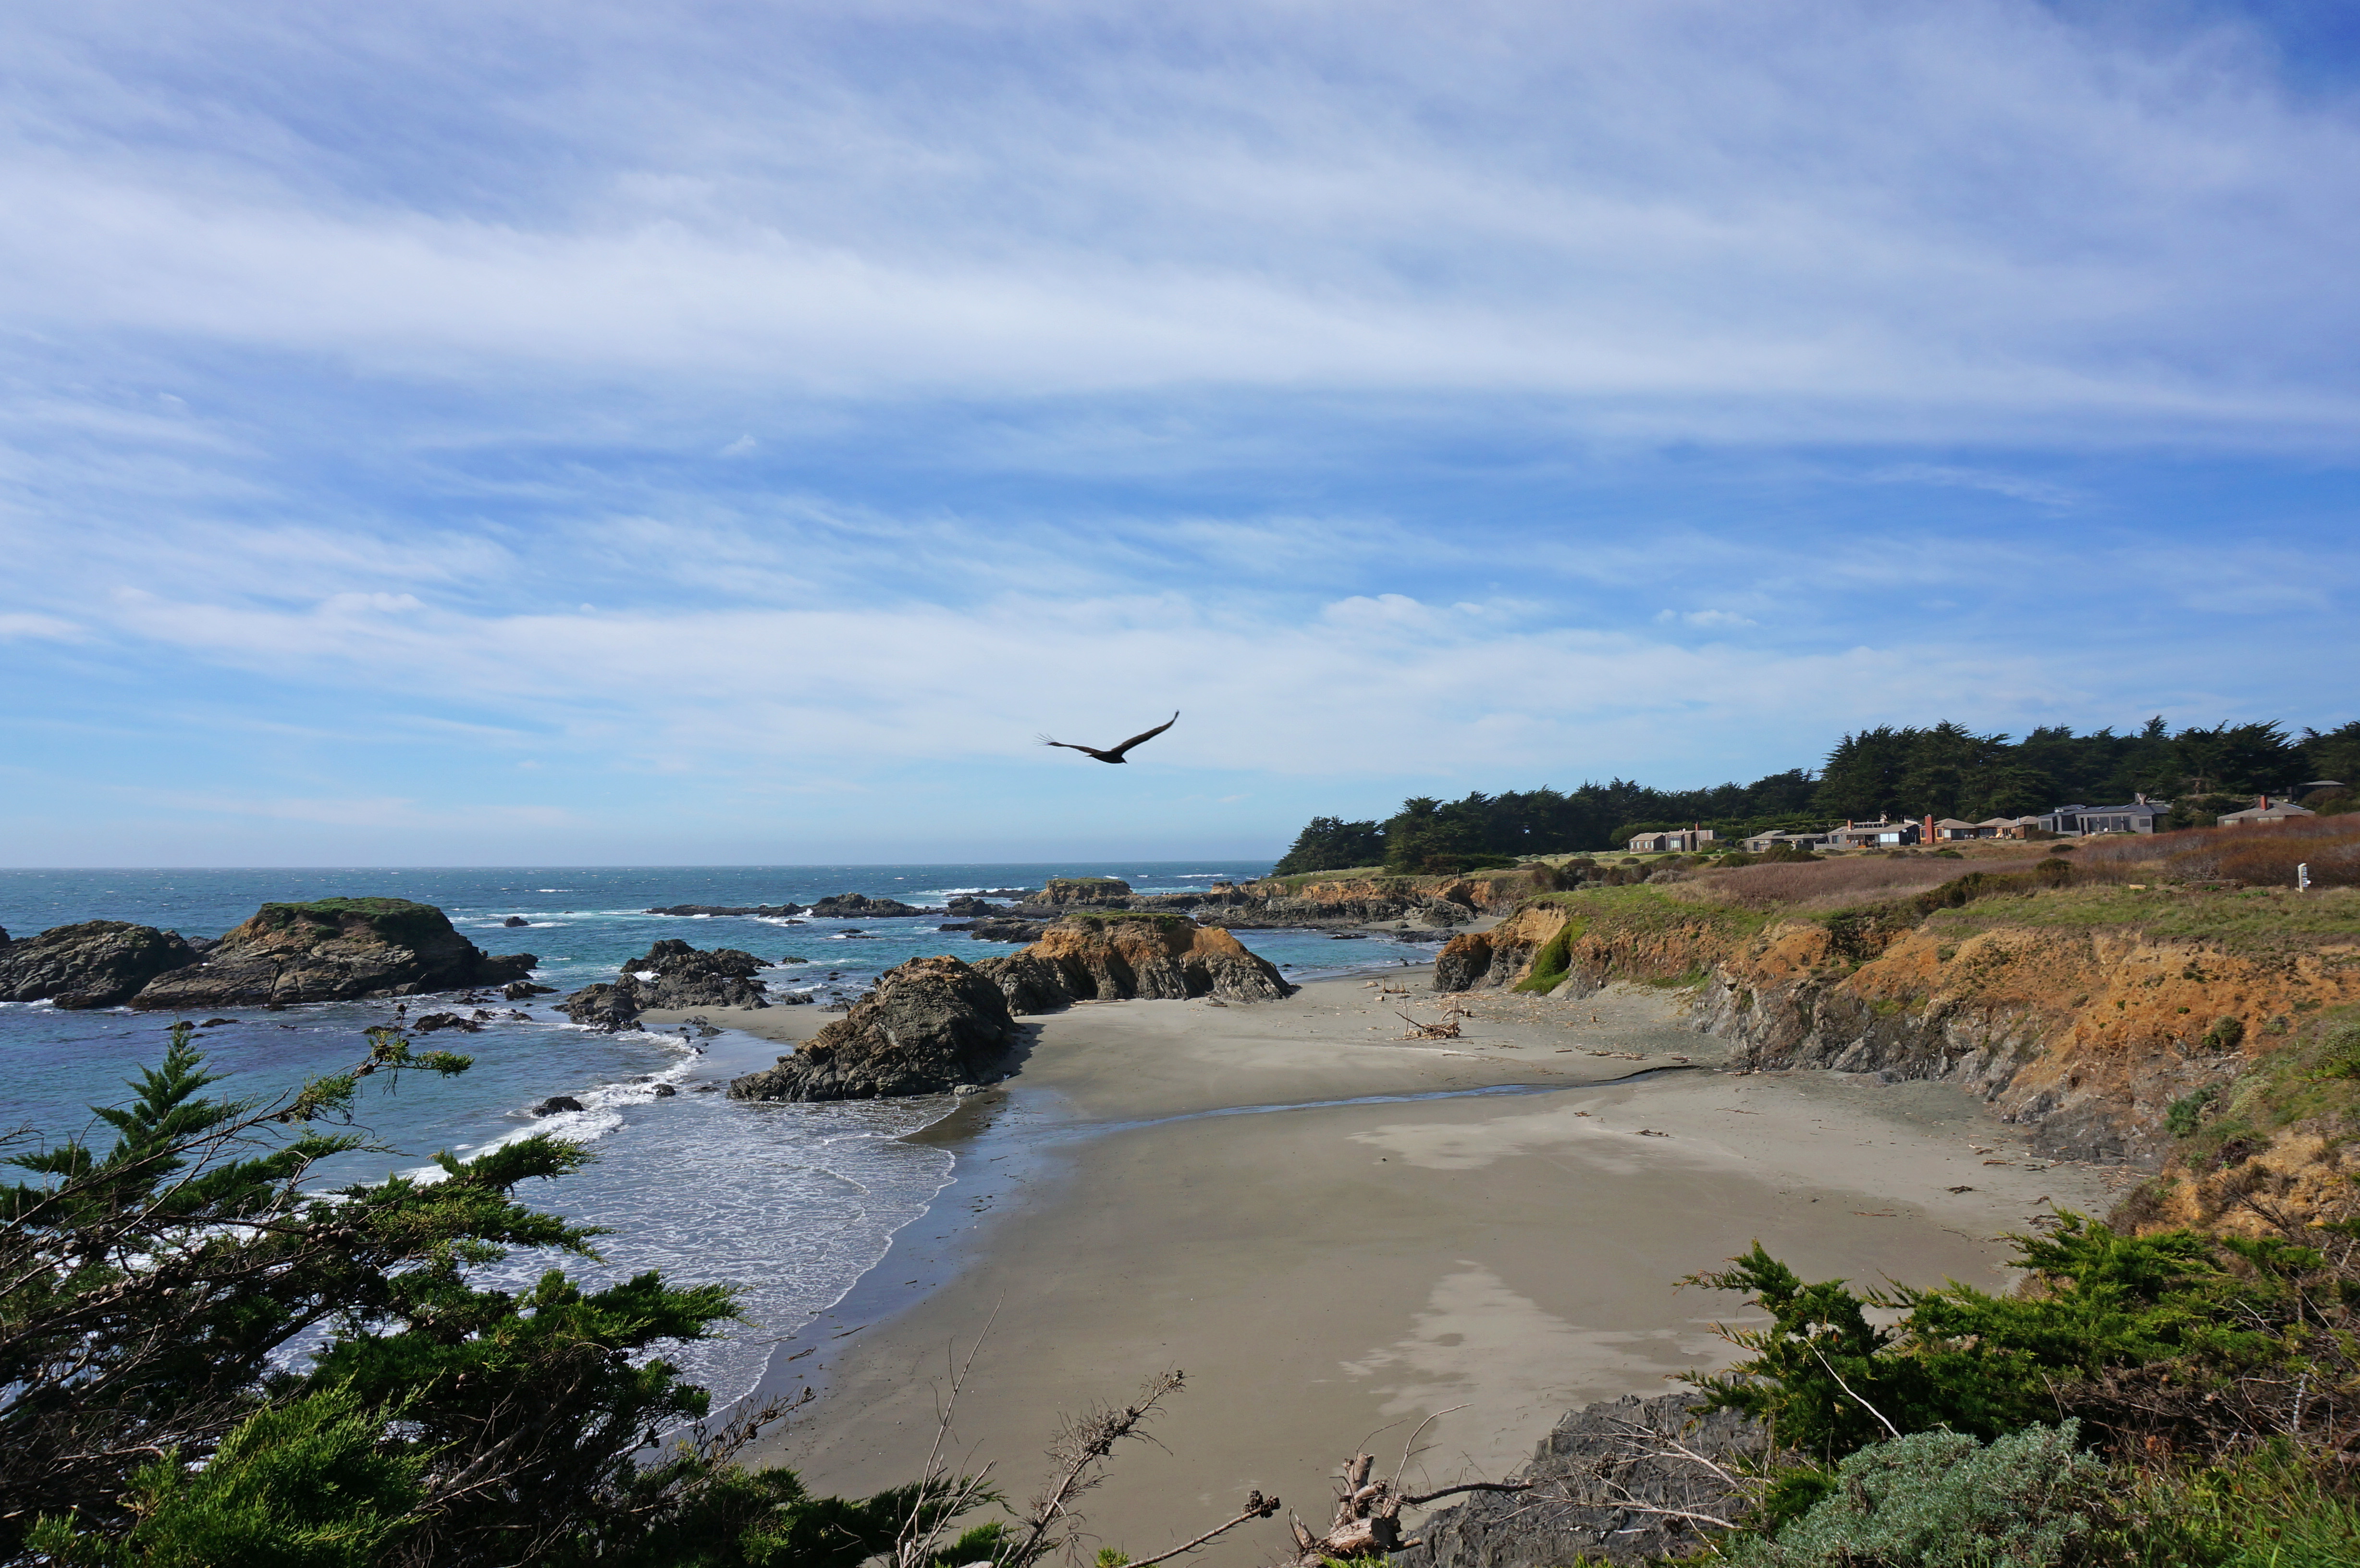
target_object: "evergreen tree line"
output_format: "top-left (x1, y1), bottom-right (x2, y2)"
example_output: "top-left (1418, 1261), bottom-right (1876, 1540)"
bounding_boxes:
top-left (1271, 718), bottom-right (2360, 876)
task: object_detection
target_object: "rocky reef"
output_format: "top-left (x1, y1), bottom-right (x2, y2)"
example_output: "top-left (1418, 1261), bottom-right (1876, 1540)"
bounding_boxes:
top-left (555, 940), bottom-right (771, 1029)
top-left (0, 921), bottom-right (202, 1008)
top-left (971, 915), bottom-right (1293, 1010)
top-left (130, 899), bottom-right (537, 1010)
top-left (806, 893), bottom-right (927, 919)
top-left (1400, 1393), bottom-right (1762, 1568)
top-left (728, 955), bottom-right (1016, 1101)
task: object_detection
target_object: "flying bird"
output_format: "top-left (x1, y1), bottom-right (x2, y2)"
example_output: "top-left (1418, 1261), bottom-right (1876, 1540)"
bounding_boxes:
top-left (1038, 711), bottom-right (1178, 764)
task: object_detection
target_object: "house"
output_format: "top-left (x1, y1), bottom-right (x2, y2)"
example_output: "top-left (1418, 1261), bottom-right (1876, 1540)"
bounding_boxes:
top-left (2217, 797), bottom-right (2317, 827)
top-left (1826, 818), bottom-right (1919, 849)
top-left (1972, 816), bottom-right (2037, 839)
top-left (1628, 827), bottom-right (1718, 853)
top-left (2067, 801), bottom-right (2171, 836)
top-left (1742, 829), bottom-right (1834, 853)
top-left (1930, 818), bottom-right (1981, 841)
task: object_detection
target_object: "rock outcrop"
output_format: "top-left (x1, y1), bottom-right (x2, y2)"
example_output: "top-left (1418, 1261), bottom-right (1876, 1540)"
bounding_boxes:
top-left (1400, 1394), bottom-right (1763, 1568)
top-left (130, 900), bottom-right (536, 1010)
top-left (0, 921), bottom-right (201, 1008)
top-left (555, 940), bottom-right (770, 1029)
top-left (970, 916), bottom-right (1292, 1011)
top-left (1023, 877), bottom-right (1135, 908)
top-left (806, 893), bottom-right (926, 919)
top-left (942, 896), bottom-right (1009, 916)
top-left (728, 955), bottom-right (1016, 1101)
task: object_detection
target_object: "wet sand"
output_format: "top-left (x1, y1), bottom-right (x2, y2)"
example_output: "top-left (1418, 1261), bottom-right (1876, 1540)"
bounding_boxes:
top-left (661, 973), bottom-right (2127, 1568)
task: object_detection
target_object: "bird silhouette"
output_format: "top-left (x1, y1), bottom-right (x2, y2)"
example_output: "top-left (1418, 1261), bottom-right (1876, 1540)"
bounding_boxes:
top-left (1038, 710), bottom-right (1178, 764)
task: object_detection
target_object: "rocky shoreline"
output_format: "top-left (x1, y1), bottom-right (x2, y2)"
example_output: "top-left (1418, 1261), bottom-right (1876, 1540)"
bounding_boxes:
top-left (0, 899), bottom-right (537, 1010)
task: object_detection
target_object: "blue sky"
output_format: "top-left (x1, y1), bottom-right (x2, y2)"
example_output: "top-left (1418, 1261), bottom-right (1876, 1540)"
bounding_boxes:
top-left (3, 0), bottom-right (2357, 866)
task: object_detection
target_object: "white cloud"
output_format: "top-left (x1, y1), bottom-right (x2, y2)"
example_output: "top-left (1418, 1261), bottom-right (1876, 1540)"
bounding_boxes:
top-left (1655, 609), bottom-right (1759, 630)
top-left (1, 3), bottom-right (2358, 444)
top-left (0, 612), bottom-right (86, 642)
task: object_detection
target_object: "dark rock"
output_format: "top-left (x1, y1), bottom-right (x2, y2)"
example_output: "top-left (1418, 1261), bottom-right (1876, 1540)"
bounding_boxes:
top-left (644, 903), bottom-right (807, 918)
top-left (623, 939), bottom-right (770, 1009)
top-left (186, 936), bottom-right (221, 955)
top-left (966, 918), bottom-right (1050, 943)
top-left (556, 939), bottom-right (772, 1029)
top-left (652, 1083), bottom-right (678, 1098)
top-left (807, 893), bottom-right (926, 919)
top-left (971, 952), bottom-right (1074, 1014)
top-left (199, 1017), bottom-right (237, 1027)
top-left (1433, 931), bottom-right (1494, 992)
top-left (0, 921), bottom-right (202, 1008)
top-left (504, 980), bottom-right (556, 999)
top-left (778, 955), bottom-right (812, 964)
top-left (531, 1095), bottom-right (586, 1116)
top-left (556, 982), bottom-right (642, 1030)
top-left (130, 899), bottom-right (535, 1010)
top-left (1021, 878), bottom-right (1134, 909)
top-left (1400, 1393), bottom-right (1765, 1568)
top-left (411, 1011), bottom-right (481, 1033)
top-left (0, 925), bottom-right (8, 944)
top-left (943, 896), bottom-right (1009, 916)
top-left (776, 992), bottom-right (814, 1005)
top-left (728, 955), bottom-right (1016, 1102)
top-left (502, 915), bottom-right (531, 928)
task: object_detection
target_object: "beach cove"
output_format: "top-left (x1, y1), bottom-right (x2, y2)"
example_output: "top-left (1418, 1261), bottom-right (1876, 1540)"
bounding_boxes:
top-left (663, 968), bottom-right (2128, 1568)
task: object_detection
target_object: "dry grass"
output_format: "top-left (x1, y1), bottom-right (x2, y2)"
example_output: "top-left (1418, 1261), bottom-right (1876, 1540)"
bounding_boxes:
top-left (1679, 850), bottom-right (2053, 911)
top-left (2076, 813), bottom-right (2360, 890)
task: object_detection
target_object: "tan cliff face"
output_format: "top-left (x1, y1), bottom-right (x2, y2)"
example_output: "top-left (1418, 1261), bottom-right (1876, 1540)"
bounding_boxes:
top-left (1434, 886), bottom-right (2360, 1229)
top-left (974, 916), bottom-right (1294, 1007)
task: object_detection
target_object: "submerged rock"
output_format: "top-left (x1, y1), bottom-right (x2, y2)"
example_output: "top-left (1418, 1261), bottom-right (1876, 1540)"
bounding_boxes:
top-left (531, 1095), bottom-right (586, 1116)
top-left (728, 955), bottom-right (1016, 1102)
top-left (1400, 1393), bottom-right (1764, 1568)
top-left (131, 898), bottom-right (536, 1010)
top-left (0, 921), bottom-right (202, 1008)
top-left (502, 915), bottom-right (531, 928)
top-left (503, 980), bottom-right (556, 999)
top-left (971, 916), bottom-right (1292, 1012)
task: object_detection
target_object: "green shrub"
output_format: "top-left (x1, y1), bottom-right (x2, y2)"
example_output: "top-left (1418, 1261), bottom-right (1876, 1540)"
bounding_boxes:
top-left (1721, 1423), bottom-right (2103, 1568)
top-left (2316, 1020), bottom-right (2360, 1081)
top-left (2202, 1015), bottom-right (2247, 1053)
top-left (2165, 1086), bottom-right (2219, 1137)
top-left (1512, 922), bottom-right (1583, 993)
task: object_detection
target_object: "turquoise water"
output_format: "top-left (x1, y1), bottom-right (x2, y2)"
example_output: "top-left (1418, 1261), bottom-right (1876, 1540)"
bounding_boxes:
top-left (0, 863), bottom-right (1430, 1406)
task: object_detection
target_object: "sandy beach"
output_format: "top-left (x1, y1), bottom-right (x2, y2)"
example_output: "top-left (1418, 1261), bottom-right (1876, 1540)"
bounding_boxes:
top-left (654, 970), bottom-right (2127, 1568)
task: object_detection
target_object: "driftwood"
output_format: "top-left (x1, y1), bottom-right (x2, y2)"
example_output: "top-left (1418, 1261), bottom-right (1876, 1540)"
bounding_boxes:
top-left (1395, 1011), bottom-right (1463, 1040)
top-left (1278, 1446), bottom-right (1534, 1567)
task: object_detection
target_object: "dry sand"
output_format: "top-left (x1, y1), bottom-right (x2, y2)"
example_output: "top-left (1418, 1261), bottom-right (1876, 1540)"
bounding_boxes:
top-left (666, 971), bottom-right (2129, 1568)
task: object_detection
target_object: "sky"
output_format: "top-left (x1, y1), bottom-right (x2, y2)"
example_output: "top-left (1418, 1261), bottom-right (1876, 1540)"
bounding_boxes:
top-left (3, 0), bottom-right (2358, 867)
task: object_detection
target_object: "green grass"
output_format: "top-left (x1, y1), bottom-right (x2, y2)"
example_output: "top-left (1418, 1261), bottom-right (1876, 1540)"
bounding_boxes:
top-left (1512, 919), bottom-right (1585, 992)
top-left (1062, 911), bottom-right (1192, 930)
top-left (2162, 1004), bottom-right (2360, 1172)
top-left (1918, 884), bottom-right (2360, 956)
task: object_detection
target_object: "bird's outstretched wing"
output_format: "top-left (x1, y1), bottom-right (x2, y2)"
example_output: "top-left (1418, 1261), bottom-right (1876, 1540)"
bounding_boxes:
top-left (1037, 734), bottom-right (1094, 752)
top-left (1103, 711), bottom-right (1179, 760)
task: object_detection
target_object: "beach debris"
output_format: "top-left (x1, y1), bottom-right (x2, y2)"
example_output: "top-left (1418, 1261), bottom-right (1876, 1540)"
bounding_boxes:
top-left (1395, 1010), bottom-right (1461, 1039)
top-left (1278, 1441), bottom-right (1534, 1566)
top-left (1636, 1128), bottom-right (1670, 1138)
top-left (1947, 1185), bottom-right (1976, 1193)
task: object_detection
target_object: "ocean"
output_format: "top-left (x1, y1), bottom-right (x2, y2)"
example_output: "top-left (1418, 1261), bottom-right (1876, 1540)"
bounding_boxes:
top-left (0, 863), bottom-right (1432, 1409)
